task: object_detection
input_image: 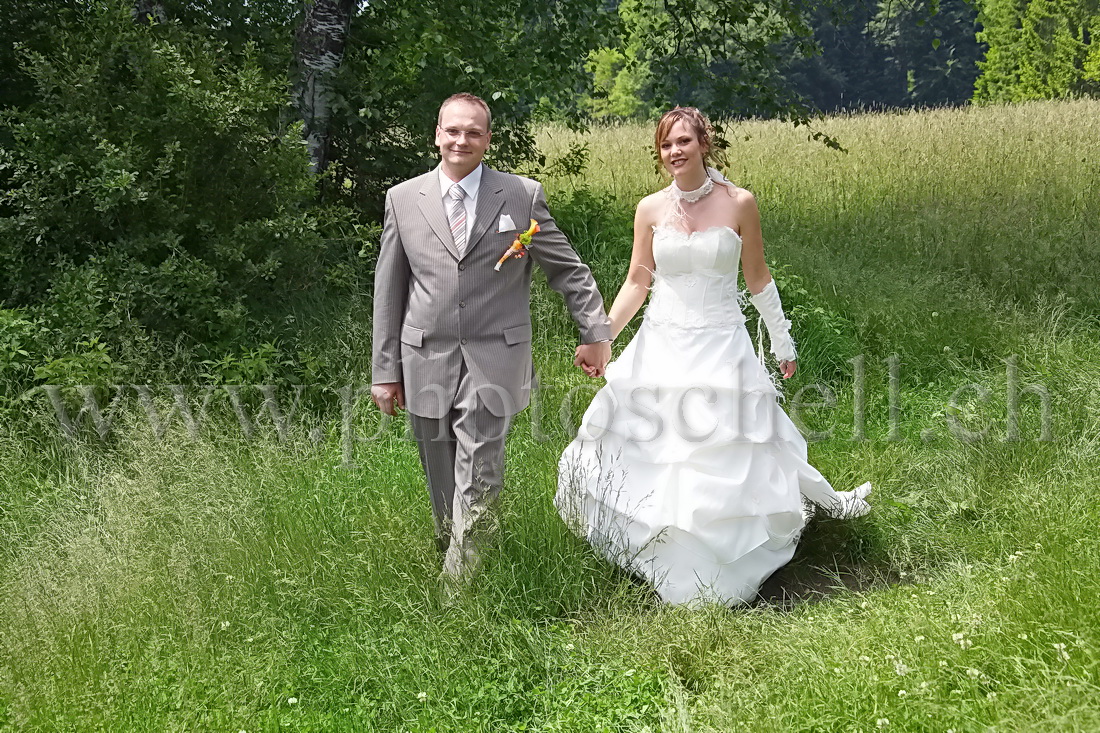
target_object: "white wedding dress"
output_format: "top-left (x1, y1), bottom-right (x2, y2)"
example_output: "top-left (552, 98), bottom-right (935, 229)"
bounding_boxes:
top-left (555, 225), bottom-right (870, 606)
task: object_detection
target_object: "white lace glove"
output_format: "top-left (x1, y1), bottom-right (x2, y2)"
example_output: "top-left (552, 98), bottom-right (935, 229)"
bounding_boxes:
top-left (749, 280), bottom-right (797, 363)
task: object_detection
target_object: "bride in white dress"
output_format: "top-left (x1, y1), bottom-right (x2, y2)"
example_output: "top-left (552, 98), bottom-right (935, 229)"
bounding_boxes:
top-left (555, 107), bottom-right (871, 606)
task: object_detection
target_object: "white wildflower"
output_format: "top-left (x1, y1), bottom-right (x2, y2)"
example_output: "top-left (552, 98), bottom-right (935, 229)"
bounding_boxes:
top-left (876, 718), bottom-right (890, 728)
top-left (287, 697), bottom-right (298, 705)
top-left (966, 668), bottom-right (981, 679)
top-left (417, 691), bottom-right (427, 702)
top-left (914, 635), bottom-right (925, 643)
top-left (898, 689), bottom-right (907, 697)
top-left (895, 661), bottom-right (910, 676)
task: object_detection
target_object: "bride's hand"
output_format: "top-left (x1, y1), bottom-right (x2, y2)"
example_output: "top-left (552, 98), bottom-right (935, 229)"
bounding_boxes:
top-left (574, 343), bottom-right (608, 378)
top-left (779, 360), bottom-right (797, 379)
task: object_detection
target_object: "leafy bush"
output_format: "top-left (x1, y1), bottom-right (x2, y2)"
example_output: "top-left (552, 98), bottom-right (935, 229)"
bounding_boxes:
top-left (0, 1), bottom-right (365, 382)
top-left (0, 309), bottom-right (44, 390)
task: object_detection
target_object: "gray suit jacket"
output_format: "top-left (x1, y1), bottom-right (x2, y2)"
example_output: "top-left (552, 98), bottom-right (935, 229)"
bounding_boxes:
top-left (371, 166), bottom-right (611, 418)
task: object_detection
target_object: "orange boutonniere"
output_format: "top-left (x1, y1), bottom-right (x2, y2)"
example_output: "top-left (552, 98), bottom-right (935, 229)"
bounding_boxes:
top-left (494, 219), bottom-right (540, 271)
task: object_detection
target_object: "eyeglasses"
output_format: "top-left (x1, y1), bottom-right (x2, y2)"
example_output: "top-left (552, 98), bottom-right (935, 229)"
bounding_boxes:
top-left (439, 127), bottom-right (487, 141)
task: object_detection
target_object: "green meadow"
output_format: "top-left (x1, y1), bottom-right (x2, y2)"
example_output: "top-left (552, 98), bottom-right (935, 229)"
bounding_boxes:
top-left (2, 100), bottom-right (1099, 730)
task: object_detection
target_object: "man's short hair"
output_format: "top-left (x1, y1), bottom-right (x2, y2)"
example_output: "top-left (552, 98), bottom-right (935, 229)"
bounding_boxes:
top-left (437, 93), bottom-right (492, 131)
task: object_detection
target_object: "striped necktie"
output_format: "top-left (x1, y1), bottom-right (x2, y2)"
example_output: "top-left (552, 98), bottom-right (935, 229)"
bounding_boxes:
top-left (446, 183), bottom-right (467, 255)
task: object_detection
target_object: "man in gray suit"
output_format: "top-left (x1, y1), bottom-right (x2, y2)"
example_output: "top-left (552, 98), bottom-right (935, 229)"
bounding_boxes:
top-left (371, 93), bottom-right (611, 583)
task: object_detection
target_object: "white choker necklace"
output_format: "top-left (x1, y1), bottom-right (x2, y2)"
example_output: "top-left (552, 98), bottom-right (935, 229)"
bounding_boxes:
top-left (671, 176), bottom-right (714, 203)
top-left (663, 168), bottom-right (732, 226)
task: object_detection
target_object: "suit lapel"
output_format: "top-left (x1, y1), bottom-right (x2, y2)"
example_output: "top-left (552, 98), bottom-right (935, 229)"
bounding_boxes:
top-left (417, 171), bottom-right (460, 261)
top-left (465, 168), bottom-right (506, 259)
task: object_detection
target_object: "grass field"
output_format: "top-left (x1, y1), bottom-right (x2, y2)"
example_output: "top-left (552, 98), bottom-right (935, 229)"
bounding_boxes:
top-left (2, 100), bottom-right (1099, 731)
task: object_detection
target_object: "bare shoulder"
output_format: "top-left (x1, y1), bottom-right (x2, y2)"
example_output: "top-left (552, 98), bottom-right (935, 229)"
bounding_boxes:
top-left (722, 183), bottom-right (759, 212)
top-left (635, 190), bottom-right (667, 229)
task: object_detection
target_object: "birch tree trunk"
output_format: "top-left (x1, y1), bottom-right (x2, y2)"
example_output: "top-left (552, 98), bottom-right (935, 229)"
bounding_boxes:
top-left (132, 0), bottom-right (166, 25)
top-left (293, 0), bottom-right (356, 175)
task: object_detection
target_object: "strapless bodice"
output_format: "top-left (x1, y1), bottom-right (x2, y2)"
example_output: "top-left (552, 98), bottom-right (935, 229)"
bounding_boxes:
top-left (646, 226), bottom-right (745, 329)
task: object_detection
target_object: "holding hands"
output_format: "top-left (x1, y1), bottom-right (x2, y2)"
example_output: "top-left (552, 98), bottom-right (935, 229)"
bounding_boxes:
top-left (574, 341), bottom-right (612, 379)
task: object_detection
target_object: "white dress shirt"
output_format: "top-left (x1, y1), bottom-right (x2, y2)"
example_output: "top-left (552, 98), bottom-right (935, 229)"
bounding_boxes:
top-left (437, 163), bottom-right (481, 245)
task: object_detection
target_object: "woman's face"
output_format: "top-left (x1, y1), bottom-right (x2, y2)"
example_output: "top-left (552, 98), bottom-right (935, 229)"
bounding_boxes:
top-left (659, 120), bottom-right (707, 177)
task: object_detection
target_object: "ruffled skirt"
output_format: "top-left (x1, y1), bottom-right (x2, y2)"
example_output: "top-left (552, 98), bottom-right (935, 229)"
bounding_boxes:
top-left (555, 318), bottom-right (868, 606)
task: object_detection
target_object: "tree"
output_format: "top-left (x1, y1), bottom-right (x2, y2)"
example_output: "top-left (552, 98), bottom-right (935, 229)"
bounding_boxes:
top-left (584, 46), bottom-right (654, 119)
top-left (782, 0), bottom-right (984, 112)
top-left (870, 0), bottom-right (985, 107)
top-left (781, 3), bottom-right (902, 111)
top-left (293, 0), bottom-right (356, 174)
top-left (0, 1), bottom-right (347, 355)
top-left (974, 0), bottom-right (1099, 101)
top-left (324, 0), bottom-right (615, 214)
top-left (584, 0), bottom-right (835, 121)
top-left (133, 0), bottom-right (168, 24)
top-left (0, 2), bottom-right (85, 114)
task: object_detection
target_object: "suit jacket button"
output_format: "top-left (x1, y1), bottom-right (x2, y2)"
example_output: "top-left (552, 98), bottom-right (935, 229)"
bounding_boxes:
top-left (460, 338), bottom-right (468, 345)
top-left (459, 301), bottom-right (466, 308)
top-left (458, 263), bottom-right (466, 271)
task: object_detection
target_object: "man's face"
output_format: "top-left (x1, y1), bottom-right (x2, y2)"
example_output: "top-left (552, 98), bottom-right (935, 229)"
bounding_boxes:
top-left (435, 100), bottom-right (491, 175)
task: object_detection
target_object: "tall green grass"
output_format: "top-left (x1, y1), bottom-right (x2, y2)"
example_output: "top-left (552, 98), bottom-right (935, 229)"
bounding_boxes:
top-left (2, 100), bottom-right (1099, 730)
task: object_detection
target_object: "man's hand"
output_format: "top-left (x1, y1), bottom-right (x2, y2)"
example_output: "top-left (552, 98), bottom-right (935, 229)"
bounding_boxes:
top-left (371, 382), bottom-right (405, 416)
top-left (574, 341), bottom-right (612, 378)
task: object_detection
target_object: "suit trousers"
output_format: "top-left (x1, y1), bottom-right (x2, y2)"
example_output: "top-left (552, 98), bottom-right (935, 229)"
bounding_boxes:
top-left (408, 361), bottom-right (513, 579)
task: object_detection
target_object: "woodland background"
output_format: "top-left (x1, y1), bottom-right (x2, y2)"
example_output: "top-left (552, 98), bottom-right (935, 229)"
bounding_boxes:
top-left (1, 0), bottom-right (1096, 387)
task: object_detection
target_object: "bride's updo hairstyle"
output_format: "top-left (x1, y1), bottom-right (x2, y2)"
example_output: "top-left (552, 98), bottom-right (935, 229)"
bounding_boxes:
top-left (653, 106), bottom-right (727, 172)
